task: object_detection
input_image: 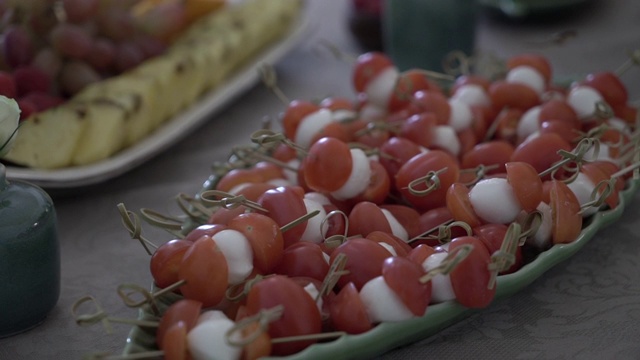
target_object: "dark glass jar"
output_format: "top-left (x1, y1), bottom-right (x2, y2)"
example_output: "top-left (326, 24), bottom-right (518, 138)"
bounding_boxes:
top-left (0, 163), bottom-right (60, 338)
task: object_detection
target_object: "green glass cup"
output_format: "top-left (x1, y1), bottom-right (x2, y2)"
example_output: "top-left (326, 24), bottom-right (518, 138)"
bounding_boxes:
top-left (0, 164), bottom-right (60, 338)
top-left (382, 0), bottom-right (478, 72)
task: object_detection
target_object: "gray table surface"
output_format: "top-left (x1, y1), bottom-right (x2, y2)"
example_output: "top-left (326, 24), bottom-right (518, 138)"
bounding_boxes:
top-left (2, 0), bottom-right (640, 359)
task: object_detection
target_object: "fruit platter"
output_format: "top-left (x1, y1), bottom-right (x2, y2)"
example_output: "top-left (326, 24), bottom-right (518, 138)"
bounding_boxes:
top-left (0, 0), bottom-right (305, 188)
top-left (69, 44), bottom-right (640, 360)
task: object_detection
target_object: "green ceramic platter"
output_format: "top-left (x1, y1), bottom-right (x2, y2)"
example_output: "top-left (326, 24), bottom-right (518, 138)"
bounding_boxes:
top-left (122, 176), bottom-right (640, 360)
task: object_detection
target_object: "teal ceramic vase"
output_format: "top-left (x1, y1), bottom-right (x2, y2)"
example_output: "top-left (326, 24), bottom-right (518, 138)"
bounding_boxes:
top-left (0, 163), bottom-right (60, 338)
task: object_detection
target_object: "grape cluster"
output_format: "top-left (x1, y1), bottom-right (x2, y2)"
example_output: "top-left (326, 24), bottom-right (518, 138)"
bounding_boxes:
top-left (0, 0), bottom-right (187, 119)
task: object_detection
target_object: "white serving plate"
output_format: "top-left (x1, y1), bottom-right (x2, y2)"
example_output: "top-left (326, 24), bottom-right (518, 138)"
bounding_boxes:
top-left (3, 17), bottom-right (308, 189)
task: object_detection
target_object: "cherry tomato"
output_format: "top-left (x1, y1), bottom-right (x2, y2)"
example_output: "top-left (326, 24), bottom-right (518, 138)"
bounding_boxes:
top-left (352, 51), bottom-right (396, 93)
top-left (395, 150), bottom-right (461, 212)
top-left (380, 203), bottom-right (422, 239)
top-left (381, 256), bottom-right (431, 316)
top-left (178, 235), bottom-right (229, 307)
top-left (150, 239), bottom-right (192, 289)
top-left (505, 161), bottom-right (543, 213)
top-left (399, 112), bottom-right (438, 148)
top-left (506, 53), bottom-right (552, 84)
top-left (378, 137), bottom-right (424, 181)
top-left (227, 212), bottom-right (284, 274)
top-left (448, 235), bottom-right (495, 308)
top-left (162, 321), bottom-right (188, 360)
top-left (489, 80), bottom-right (540, 112)
top-left (303, 137), bottom-right (353, 193)
top-left (329, 282), bottom-right (372, 334)
top-left (446, 182), bottom-right (482, 228)
top-left (240, 321), bottom-right (272, 360)
top-left (246, 275), bottom-right (322, 356)
top-left (366, 230), bottom-right (412, 257)
top-left (156, 299), bottom-right (202, 350)
top-left (273, 241), bottom-right (330, 282)
top-left (388, 70), bottom-right (439, 112)
top-left (582, 71), bottom-right (628, 106)
top-left (461, 140), bottom-right (515, 175)
top-left (511, 132), bottom-right (572, 178)
top-left (473, 223), bottom-right (523, 274)
top-left (282, 100), bottom-right (322, 141)
top-left (548, 180), bottom-right (582, 244)
top-left (330, 237), bottom-right (393, 290)
top-left (407, 244), bottom-right (438, 265)
top-left (407, 90), bottom-right (451, 124)
top-left (348, 201), bottom-right (394, 238)
top-left (183, 223), bottom-right (227, 242)
top-left (257, 186), bottom-right (308, 248)
top-left (351, 159), bottom-right (391, 205)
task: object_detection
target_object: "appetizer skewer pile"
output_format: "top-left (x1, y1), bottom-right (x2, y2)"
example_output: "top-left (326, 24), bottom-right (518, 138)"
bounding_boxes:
top-left (74, 50), bottom-right (640, 360)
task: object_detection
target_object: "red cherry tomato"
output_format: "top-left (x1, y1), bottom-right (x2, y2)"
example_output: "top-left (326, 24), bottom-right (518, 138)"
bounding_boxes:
top-left (381, 256), bottom-right (431, 316)
top-left (303, 137), bottom-right (353, 193)
top-left (162, 321), bottom-right (188, 360)
top-left (473, 223), bottom-right (523, 274)
top-left (489, 80), bottom-right (540, 112)
top-left (156, 299), bottom-right (202, 350)
top-left (227, 212), bottom-right (285, 274)
top-left (395, 150), bottom-right (461, 212)
top-left (366, 230), bottom-right (412, 257)
top-left (378, 137), bottom-right (424, 181)
top-left (282, 100), bottom-right (321, 141)
top-left (548, 180), bottom-right (582, 244)
top-left (511, 132), bottom-right (572, 178)
top-left (150, 239), bottom-right (192, 289)
top-left (461, 140), bottom-right (515, 175)
top-left (353, 51), bottom-right (395, 93)
top-left (446, 182), bottom-right (483, 228)
top-left (348, 201), bottom-right (393, 238)
top-left (178, 235), bottom-right (229, 307)
top-left (582, 71), bottom-right (628, 106)
top-left (257, 186), bottom-right (308, 248)
top-left (246, 275), bottom-right (322, 356)
top-left (407, 90), bottom-right (451, 124)
top-left (399, 112), bottom-right (438, 148)
top-left (273, 241), bottom-right (330, 282)
top-left (388, 70), bottom-right (439, 113)
top-left (183, 223), bottom-right (227, 242)
top-left (506, 53), bottom-right (552, 84)
top-left (448, 236), bottom-right (495, 308)
top-left (329, 282), bottom-right (372, 334)
top-left (380, 203), bottom-right (422, 239)
top-left (330, 237), bottom-right (393, 290)
top-left (407, 243), bottom-right (437, 265)
top-left (505, 161), bottom-right (543, 213)
top-left (351, 159), bottom-right (391, 205)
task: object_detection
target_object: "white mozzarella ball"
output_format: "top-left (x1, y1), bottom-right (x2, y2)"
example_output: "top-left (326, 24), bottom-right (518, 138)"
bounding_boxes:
top-left (294, 108), bottom-right (334, 149)
top-left (421, 252), bottom-right (455, 303)
top-left (359, 276), bottom-right (415, 322)
top-left (330, 148), bottom-right (371, 200)
top-left (521, 202), bottom-right (553, 250)
top-left (506, 65), bottom-right (546, 95)
top-left (196, 310), bottom-right (229, 325)
top-left (304, 191), bottom-right (332, 206)
top-left (283, 158), bottom-right (300, 185)
top-left (365, 66), bottom-right (400, 108)
top-left (332, 108), bottom-right (358, 122)
top-left (431, 125), bottom-right (461, 157)
top-left (516, 105), bottom-right (542, 141)
top-left (469, 178), bottom-right (522, 224)
top-left (380, 208), bottom-right (408, 241)
top-left (212, 229), bottom-right (254, 284)
top-left (267, 178), bottom-right (292, 188)
top-left (359, 102), bottom-right (387, 122)
top-left (447, 98), bottom-right (474, 131)
top-left (303, 282), bottom-right (323, 314)
top-left (583, 143), bottom-right (618, 165)
top-left (567, 172), bottom-right (599, 217)
top-left (451, 84), bottom-right (491, 107)
top-left (300, 198), bottom-right (328, 243)
top-left (567, 85), bottom-right (606, 120)
top-left (188, 316), bottom-right (241, 360)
